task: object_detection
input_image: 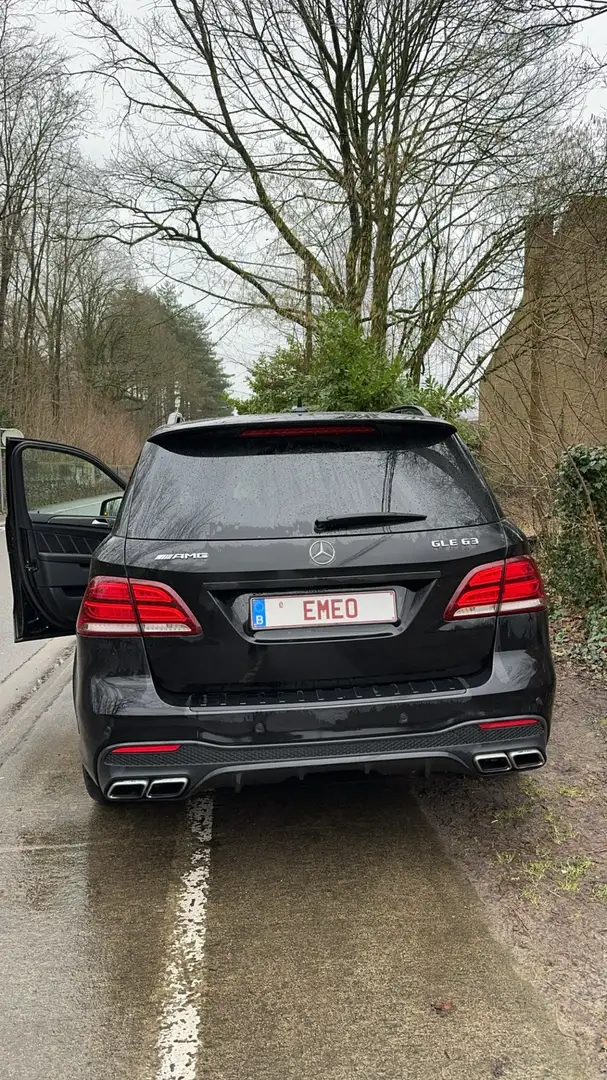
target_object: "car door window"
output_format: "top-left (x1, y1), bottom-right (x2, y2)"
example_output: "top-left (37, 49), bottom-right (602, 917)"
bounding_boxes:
top-left (22, 447), bottom-right (124, 519)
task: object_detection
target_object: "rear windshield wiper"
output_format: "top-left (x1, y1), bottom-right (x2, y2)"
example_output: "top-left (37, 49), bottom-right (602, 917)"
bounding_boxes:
top-left (314, 512), bottom-right (427, 532)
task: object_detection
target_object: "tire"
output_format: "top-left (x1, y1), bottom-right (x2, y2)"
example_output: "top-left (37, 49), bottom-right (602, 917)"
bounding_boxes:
top-left (82, 765), bottom-right (113, 805)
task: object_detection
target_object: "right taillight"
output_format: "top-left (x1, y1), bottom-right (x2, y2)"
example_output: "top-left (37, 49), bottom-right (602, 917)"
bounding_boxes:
top-left (77, 577), bottom-right (201, 636)
top-left (444, 556), bottom-right (546, 620)
top-left (499, 556), bottom-right (547, 614)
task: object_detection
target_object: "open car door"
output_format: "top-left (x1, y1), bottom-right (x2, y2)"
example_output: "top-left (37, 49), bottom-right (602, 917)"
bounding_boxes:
top-left (5, 439), bottom-right (126, 641)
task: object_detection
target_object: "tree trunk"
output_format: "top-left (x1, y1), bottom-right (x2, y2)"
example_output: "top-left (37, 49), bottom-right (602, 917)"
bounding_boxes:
top-left (304, 264), bottom-right (313, 372)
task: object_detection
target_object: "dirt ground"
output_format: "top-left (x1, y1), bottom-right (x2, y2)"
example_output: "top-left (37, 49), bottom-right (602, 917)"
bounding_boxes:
top-left (414, 664), bottom-right (607, 1079)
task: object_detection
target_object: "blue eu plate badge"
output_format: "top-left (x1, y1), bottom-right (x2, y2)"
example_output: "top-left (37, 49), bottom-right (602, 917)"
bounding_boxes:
top-left (251, 597), bottom-right (267, 628)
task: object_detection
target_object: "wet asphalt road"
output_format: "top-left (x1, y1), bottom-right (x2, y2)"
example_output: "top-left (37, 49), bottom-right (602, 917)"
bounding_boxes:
top-left (0, 534), bottom-right (589, 1080)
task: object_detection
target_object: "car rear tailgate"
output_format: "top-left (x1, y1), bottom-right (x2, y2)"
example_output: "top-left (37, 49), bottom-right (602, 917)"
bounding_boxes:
top-left (122, 416), bottom-right (505, 712)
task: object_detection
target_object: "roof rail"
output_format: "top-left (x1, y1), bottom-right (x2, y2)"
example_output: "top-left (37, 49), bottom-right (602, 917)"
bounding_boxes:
top-left (166, 410), bottom-right (185, 425)
top-left (387, 404), bottom-right (432, 417)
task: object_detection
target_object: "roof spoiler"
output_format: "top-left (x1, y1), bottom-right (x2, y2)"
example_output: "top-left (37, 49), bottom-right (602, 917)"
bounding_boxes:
top-left (150, 412), bottom-right (457, 448)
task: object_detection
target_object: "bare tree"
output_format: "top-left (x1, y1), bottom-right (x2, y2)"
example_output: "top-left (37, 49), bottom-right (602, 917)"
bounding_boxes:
top-left (0, 0), bottom-right (229, 464)
top-left (71, 0), bottom-right (602, 380)
top-left (0, 10), bottom-right (85, 413)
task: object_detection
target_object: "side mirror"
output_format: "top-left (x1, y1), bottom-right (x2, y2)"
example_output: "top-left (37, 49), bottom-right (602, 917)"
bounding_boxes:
top-left (100, 495), bottom-right (123, 521)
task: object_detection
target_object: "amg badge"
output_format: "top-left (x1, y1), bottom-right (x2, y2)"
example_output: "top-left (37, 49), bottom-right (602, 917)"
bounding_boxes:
top-left (154, 552), bottom-right (209, 560)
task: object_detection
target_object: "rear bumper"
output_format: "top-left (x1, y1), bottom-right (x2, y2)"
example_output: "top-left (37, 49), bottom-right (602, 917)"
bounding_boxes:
top-left (75, 614), bottom-right (555, 798)
top-left (96, 718), bottom-right (549, 798)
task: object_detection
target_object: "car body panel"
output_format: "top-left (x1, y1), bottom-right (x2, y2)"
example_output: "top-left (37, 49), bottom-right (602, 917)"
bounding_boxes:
top-left (5, 418), bottom-right (555, 798)
top-left (123, 522), bottom-right (510, 700)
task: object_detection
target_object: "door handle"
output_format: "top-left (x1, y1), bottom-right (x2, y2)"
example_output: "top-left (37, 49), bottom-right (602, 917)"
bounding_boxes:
top-left (91, 519), bottom-right (111, 527)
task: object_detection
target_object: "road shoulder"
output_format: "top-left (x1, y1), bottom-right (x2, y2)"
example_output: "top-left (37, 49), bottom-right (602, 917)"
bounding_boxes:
top-left (0, 639), bottom-right (74, 756)
top-left (415, 664), bottom-right (607, 1080)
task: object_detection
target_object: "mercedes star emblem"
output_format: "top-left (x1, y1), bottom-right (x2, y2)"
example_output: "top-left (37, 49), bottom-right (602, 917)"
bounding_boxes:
top-left (309, 539), bottom-right (336, 565)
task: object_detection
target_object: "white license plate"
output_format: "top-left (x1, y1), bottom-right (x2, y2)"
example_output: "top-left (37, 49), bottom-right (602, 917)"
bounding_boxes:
top-left (250, 590), bottom-right (397, 630)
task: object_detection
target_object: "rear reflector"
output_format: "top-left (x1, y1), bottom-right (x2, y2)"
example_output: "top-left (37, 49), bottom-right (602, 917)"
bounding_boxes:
top-left (479, 719), bottom-right (540, 730)
top-left (77, 577), bottom-right (201, 637)
top-left (444, 556), bottom-right (546, 620)
top-left (240, 425), bottom-right (376, 437)
top-left (112, 744), bottom-right (181, 753)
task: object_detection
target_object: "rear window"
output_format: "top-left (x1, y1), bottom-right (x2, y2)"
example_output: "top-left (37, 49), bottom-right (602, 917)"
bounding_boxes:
top-left (124, 428), bottom-right (497, 540)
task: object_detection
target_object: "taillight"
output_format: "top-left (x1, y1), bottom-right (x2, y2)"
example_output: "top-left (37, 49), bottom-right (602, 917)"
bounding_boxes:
top-left (76, 577), bottom-right (201, 636)
top-left (444, 556), bottom-right (546, 620)
top-left (499, 556), bottom-right (547, 614)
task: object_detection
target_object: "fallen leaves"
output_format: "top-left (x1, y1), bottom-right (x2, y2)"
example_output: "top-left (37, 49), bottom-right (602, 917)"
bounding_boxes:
top-left (431, 999), bottom-right (455, 1016)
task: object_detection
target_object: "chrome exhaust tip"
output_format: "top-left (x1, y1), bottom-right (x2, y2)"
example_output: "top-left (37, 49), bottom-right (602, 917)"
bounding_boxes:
top-left (107, 779), bottom-right (148, 800)
top-left (146, 777), bottom-right (189, 799)
top-left (509, 748), bottom-right (546, 771)
top-left (474, 752), bottom-right (512, 775)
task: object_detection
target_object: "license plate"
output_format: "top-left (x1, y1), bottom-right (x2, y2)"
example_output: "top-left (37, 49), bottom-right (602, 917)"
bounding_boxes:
top-left (250, 590), bottom-right (397, 630)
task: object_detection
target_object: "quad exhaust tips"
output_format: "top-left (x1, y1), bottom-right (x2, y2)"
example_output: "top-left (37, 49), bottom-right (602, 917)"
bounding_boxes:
top-left (107, 779), bottom-right (148, 800)
top-left (475, 752), bottom-right (511, 774)
top-left (147, 777), bottom-right (189, 798)
top-left (474, 748), bottom-right (546, 775)
top-left (106, 777), bottom-right (189, 800)
top-left (509, 748), bottom-right (546, 770)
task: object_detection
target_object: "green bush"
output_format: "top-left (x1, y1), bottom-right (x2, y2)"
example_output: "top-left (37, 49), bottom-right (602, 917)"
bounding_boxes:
top-left (312, 311), bottom-right (400, 411)
top-left (232, 312), bottom-right (401, 414)
top-left (541, 529), bottom-right (605, 610)
top-left (554, 444), bottom-right (607, 526)
top-left (232, 341), bottom-right (306, 414)
top-left (541, 444), bottom-right (607, 612)
top-left (231, 311), bottom-right (473, 428)
top-left (456, 418), bottom-right (483, 455)
top-left (583, 603), bottom-right (607, 670)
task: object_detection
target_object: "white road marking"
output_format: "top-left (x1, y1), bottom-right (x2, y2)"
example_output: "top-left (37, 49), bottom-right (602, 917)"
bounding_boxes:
top-left (156, 794), bottom-right (214, 1080)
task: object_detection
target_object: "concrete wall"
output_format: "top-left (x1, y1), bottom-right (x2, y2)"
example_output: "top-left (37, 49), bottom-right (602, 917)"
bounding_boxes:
top-left (479, 199), bottom-right (607, 488)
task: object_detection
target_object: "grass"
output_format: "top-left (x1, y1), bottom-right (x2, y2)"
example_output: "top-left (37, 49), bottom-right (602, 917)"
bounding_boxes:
top-left (487, 774), bottom-right (596, 900)
top-left (520, 854), bottom-right (593, 894)
top-left (492, 804), bottom-right (532, 825)
top-left (522, 855), bottom-right (554, 882)
top-left (490, 782), bottom-right (576, 843)
top-left (556, 784), bottom-right (589, 799)
top-left (543, 807), bottom-right (577, 844)
top-left (519, 775), bottom-right (544, 797)
top-left (494, 851), bottom-right (516, 865)
top-left (558, 857), bottom-right (593, 893)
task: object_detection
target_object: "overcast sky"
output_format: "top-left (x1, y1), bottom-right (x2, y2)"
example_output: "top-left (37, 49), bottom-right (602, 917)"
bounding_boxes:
top-left (27, 1), bottom-right (607, 393)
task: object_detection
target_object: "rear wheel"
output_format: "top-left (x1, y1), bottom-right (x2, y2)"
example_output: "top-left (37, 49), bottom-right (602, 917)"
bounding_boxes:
top-left (82, 766), bottom-right (113, 805)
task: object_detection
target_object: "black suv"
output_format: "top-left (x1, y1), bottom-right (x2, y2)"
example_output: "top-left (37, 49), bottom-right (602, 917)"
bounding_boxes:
top-left (5, 410), bottom-right (554, 803)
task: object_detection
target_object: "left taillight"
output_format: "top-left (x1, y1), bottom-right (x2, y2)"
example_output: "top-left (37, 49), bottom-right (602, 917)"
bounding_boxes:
top-left (444, 556), bottom-right (546, 621)
top-left (76, 577), bottom-right (201, 637)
